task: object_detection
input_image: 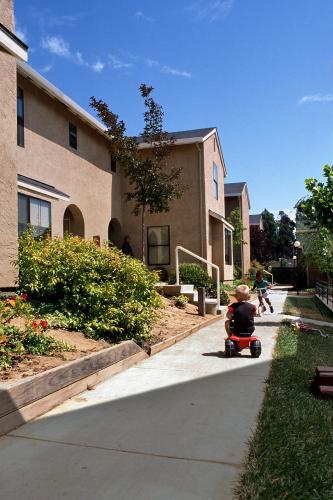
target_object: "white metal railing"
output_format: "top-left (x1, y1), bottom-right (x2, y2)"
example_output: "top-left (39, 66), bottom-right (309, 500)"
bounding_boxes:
top-left (175, 246), bottom-right (220, 307)
top-left (263, 269), bottom-right (274, 285)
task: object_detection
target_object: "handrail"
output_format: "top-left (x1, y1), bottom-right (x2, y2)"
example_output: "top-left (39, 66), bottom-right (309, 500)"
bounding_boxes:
top-left (175, 246), bottom-right (220, 307)
top-left (263, 269), bottom-right (274, 285)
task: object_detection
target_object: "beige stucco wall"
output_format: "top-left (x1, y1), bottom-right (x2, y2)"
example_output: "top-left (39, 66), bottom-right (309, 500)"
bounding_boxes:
top-left (241, 191), bottom-right (251, 274)
top-left (225, 193), bottom-right (251, 275)
top-left (16, 75), bottom-right (123, 244)
top-left (0, 0), bottom-right (18, 287)
top-left (203, 134), bottom-right (233, 281)
top-left (121, 143), bottom-right (203, 273)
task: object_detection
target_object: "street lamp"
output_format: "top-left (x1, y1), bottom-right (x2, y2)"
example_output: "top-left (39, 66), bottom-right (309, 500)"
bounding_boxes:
top-left (294, 240), bottom-right (301, 295)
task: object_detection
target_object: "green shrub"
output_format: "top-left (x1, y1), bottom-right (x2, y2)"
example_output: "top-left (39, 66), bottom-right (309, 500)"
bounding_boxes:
top-left (168, 263), bottom-right (213, 290)
top-left (249, 260), bottom-right (264, 279)
top-left (233, 264), bottom-right (243, 280)
top-left (18, 230), bottom-right (161, 342)
top-left (220, 287), bottom-right (230, 306)
top-left (172, 295), bottom-right (189, 309)
top-left (208, 283), bottom-right (231, 305)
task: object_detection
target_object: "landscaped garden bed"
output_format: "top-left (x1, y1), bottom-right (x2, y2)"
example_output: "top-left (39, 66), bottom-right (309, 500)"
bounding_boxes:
top-left (236, 321), bottom-right (333, 499)
top-left (284, 295), bottom-right (333, 322)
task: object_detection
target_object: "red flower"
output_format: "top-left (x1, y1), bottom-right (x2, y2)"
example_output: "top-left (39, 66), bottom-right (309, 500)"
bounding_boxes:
top-left (40, 320), bottom-right (47, 330)
top-left (32, 321), bottom-right (39, 330)
top-left (20, 293), bottom-right (28, 301)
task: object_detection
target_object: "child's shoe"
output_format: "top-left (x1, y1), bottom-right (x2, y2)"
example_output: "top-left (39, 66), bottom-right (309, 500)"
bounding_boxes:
top-left (270, 305), bottom-right (274, 313)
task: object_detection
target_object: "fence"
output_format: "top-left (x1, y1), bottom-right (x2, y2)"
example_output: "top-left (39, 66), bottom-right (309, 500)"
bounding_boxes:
top-left (315, 280), bottom-right (333, 311)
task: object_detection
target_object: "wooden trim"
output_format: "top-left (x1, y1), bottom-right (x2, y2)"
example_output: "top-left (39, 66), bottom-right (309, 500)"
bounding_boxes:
top-left (148, 315), bottom-right (223, 356)
top-left (0, 341), bottom-right (143, 420)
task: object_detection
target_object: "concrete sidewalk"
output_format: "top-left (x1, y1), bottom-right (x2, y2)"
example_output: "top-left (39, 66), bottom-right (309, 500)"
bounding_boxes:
top-left (0, 289), bottom-right (287, 500)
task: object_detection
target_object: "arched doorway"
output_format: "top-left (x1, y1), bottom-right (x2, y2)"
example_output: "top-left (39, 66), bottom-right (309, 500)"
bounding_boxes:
top-left (108, 218), bottom-right (122, 248)
top-left (63, 205), bottom-right (84, 237)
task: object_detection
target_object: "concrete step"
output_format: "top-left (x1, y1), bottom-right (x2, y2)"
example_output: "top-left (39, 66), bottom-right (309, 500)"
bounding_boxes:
top-left (161, 284), bottom-right (195, 297)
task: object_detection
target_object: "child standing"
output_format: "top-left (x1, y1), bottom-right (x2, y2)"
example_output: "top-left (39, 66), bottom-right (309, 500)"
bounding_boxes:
top-left (225, 284), bottom-right (256, 337)
top-left (252, 271), bottom-right (274, 313)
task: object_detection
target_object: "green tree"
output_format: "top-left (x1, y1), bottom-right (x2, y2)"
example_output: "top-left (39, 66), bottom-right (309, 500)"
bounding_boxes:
top-left (299, 165), bottom-right (333, 230)
top-left (90, 84), bottom-right (184, 263)
top-left (227, 208), bottom-right (246, 246)
top-left (276, 211), bottom-right (296, 259)
top-left (261, 209), bottom-right (278, 260)
top-left (302, 227), bottom-right (333, 281)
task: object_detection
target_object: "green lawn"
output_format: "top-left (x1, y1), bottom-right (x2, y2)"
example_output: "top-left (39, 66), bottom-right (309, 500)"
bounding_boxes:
top-left (236, 322), bottom-right (333, 499)
top-left (284, 296), bottom-right (333, 323)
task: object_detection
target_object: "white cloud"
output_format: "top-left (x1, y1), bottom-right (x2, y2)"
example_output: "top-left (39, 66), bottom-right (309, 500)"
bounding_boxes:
top-left (189, 0), bottom-right (234, 22)
top-left (135, 11), bottom-right (156, 22)
top-left (161, 65), bottom-right (192, 78)
top-left (109, 54), bottom-right (132, 69)
top-left (39, 64), bottom-right (53, 74)
top-left (15, 19), bottom-right (27, 42)
top-left (41, 35), bottom-right (70, 57)
top-left (91, 61), bottom-right (105, 73)
top-left (298, 94), bottom-right (333, 104)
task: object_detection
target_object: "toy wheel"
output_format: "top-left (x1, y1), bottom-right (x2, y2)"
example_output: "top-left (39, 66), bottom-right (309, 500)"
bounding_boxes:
top-left (225, 339), bottom-right (236, 357)
top-left (250, 340), bottom-right (261, 358)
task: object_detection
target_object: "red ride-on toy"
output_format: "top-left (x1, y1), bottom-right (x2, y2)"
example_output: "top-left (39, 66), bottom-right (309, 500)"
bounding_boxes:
top-left (225, 334), bottom-right (261, 358)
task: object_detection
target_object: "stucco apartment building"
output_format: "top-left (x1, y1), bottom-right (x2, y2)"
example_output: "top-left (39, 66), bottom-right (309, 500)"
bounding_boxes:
top-left (0, 0), bottom-right (235, 288)
top-left (224, 182), bottom-right (251, 275)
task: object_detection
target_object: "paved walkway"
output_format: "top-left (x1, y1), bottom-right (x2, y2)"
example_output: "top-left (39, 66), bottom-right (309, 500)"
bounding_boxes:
top-left (0, 289), bottom-right (287, 500)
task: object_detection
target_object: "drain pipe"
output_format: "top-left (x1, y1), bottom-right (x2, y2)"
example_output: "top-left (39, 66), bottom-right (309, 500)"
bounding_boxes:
top-left (196, 143), bottom-right (204, 258)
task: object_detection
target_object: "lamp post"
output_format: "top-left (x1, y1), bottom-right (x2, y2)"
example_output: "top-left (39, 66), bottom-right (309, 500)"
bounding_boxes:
top-left (294, 240), bottom-right (301, 295)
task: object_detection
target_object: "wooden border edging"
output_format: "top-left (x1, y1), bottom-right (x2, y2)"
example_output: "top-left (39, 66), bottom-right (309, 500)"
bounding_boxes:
top-left (0, 341), bottom-right (147, 436)
top-left (147, 315), bottom-right (223, 356)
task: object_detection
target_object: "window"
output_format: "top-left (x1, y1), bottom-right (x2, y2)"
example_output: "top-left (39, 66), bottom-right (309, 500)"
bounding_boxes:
top-left (147, 226), bottom-right (170, 265)
top-left (17, 87), bottom-right (24, 147)
top-left (225, 228), bottom-right (232, 265)
top-left (213, 162), bottom-right (218, 199)
top-left (69, 122), bottom-right (77, 149)
top-left (18, 193), bottom-right (51, 237)
top-left (111, 156), bottom-right (117, 173)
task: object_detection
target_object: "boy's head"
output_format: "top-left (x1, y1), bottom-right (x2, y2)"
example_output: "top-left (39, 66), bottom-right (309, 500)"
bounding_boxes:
top-left (256, 270), bottom-right (263, 281)
top-left (235, 284), bottom-right (250, 302)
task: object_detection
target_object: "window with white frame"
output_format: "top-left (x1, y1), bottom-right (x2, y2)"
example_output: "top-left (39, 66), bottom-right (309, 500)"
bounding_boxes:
top-left (213, 162), bottom-right (218, 199)
top-left (225, 228), bottom-right (232, 265)
top-left (18, 193), bottom-right (51, 237)
top-left (147, 226), bottom-right (170, 265)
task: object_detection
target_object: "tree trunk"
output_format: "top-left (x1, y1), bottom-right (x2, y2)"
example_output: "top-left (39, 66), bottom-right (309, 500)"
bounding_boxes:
top-left (141, 206), bottom-right (146, 265)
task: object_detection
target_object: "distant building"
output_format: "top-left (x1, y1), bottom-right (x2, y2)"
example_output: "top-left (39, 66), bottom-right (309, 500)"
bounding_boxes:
top-left (224, 182), bottom-right (251, 275)
top-left (249, 214), bottom-right (264, 230)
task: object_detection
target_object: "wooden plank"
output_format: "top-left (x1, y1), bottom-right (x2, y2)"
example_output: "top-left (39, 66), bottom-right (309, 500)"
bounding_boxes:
top-left (148, 315), bottom-right (223, 356)
top-left (0, 350), bottom-right (148, 437)
top-left (0, 340), bottom-right (141, 419)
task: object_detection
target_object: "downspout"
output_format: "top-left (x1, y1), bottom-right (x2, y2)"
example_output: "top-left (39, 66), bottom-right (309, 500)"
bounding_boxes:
top-left (196, 143), bottom-right (204, 258)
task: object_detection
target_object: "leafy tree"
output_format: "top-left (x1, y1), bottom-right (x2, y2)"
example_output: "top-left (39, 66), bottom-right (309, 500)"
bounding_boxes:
top-left (227, 208), bottom-right (246, 246)
top-left (90, 84), bottom-right (184, 263)
top-left (299, 165), bottom-right (333, 230)
top-left (250, 226), bottom-right (271, 264)
top-left (276, 211), bottom-right (296, 259)
top-left (302, 227), bottom-right (333, 281)
top-left (262, 209), bottom-right (278, 258)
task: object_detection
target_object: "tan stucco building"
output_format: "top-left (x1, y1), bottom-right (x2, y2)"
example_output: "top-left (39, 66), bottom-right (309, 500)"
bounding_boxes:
top-left (224, 182), bottom-right (251, 275)
top-left (0, 1), bottom-right (238, 288)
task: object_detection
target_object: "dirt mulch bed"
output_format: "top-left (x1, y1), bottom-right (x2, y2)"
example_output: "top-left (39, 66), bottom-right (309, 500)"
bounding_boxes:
top-left (148, 297), bottom-right (216, 346)
top-left (0, 329), bottom-right (110, 383)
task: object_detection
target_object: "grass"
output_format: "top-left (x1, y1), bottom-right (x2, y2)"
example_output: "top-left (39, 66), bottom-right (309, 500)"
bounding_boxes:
top-left (235, 322), bottom-right (333, 499)
top-left (284, 296), bottom-right (333, 323)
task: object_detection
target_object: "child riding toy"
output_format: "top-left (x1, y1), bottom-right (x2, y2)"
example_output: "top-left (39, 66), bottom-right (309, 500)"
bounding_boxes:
top-left (225, 284), bottom-right (262, 358)
top-left (225, 334), bottom-right (262, 358)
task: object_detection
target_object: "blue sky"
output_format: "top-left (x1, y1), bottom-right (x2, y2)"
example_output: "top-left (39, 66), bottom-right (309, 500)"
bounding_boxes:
top-left (14, 0), bottom-right (333, 215)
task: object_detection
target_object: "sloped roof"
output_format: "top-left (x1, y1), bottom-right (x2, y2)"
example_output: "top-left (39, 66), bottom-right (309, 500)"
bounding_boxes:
top-left (224, 182), bottom-right (247, 196)
top-left (250, 214), bottom-right (262, 225)
top-left (136, 127), bottom-right (215, 144)
top-left (224, 182), bottom-right (251, 209)
top-left (18, 174), bottom-right (70, 200)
